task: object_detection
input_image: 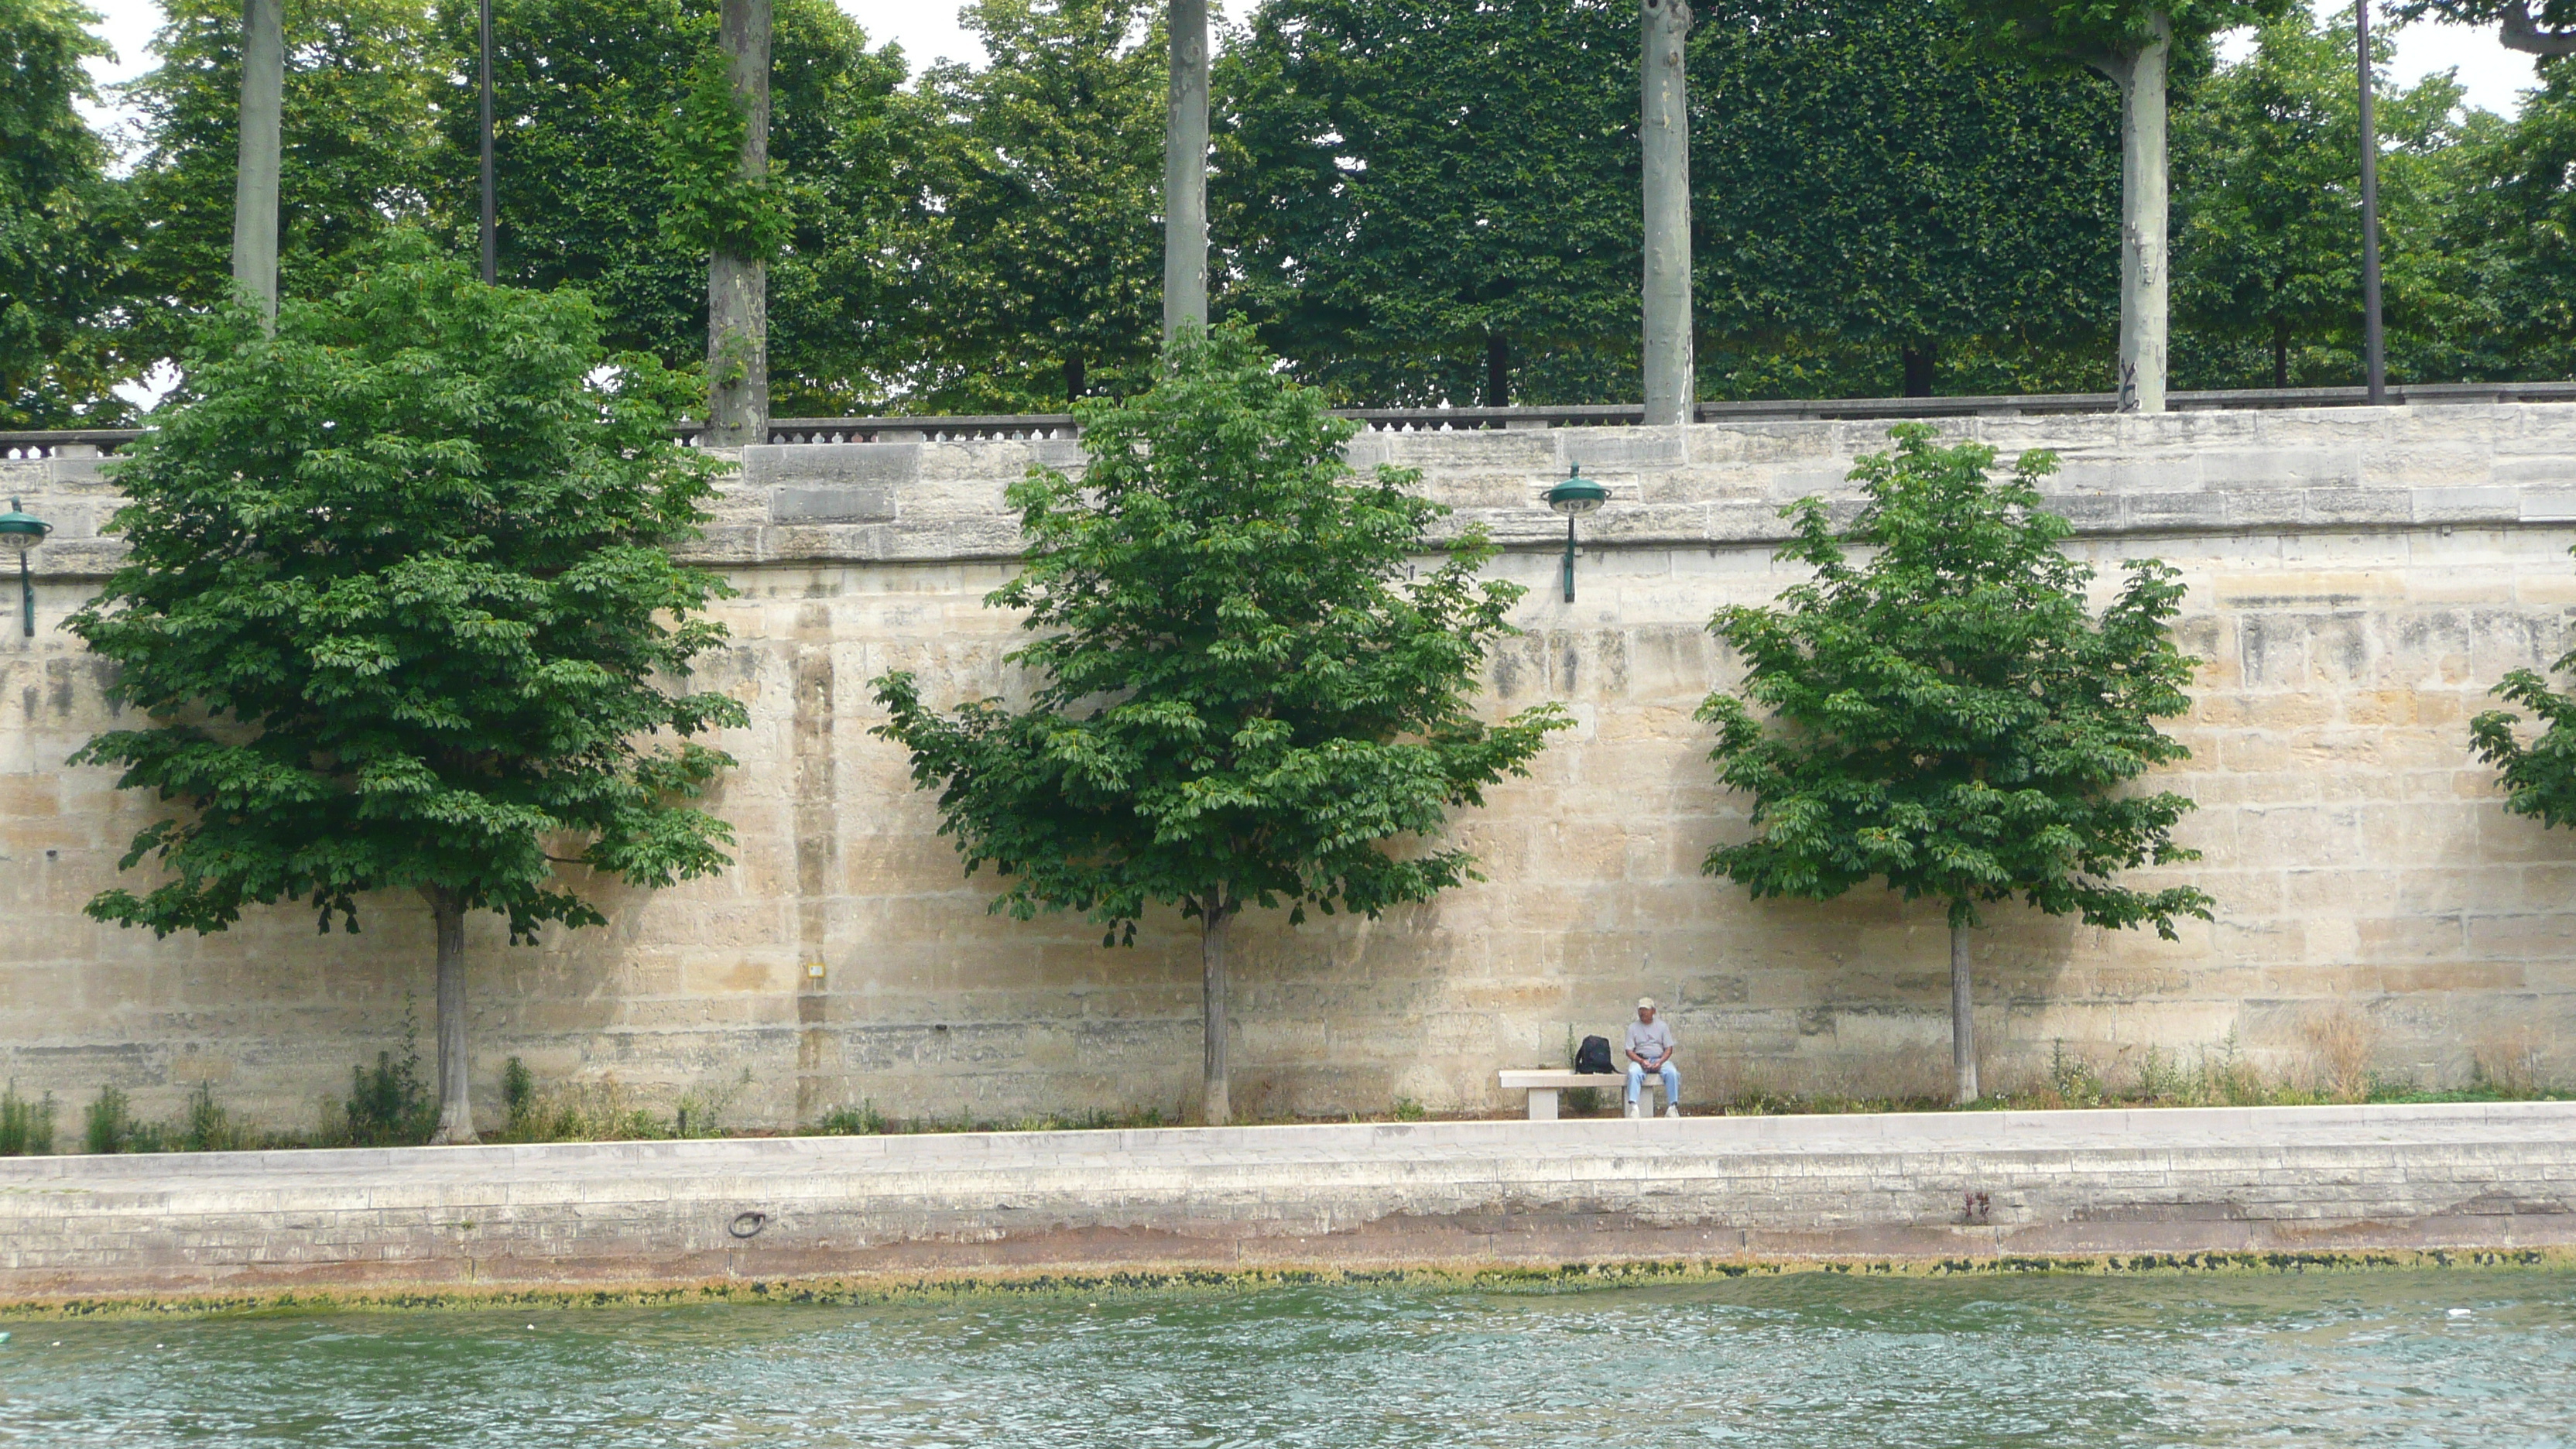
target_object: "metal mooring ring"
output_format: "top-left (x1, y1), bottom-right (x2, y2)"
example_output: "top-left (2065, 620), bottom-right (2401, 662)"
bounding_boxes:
top-left (728, 1211), bottom-right (770, 1239)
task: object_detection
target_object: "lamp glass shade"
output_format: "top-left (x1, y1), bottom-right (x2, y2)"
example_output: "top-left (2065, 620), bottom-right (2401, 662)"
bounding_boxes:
top-left (1544, 477), bottom-right (1608, 516)
top-left (0, 504), bottom-right (46, 554)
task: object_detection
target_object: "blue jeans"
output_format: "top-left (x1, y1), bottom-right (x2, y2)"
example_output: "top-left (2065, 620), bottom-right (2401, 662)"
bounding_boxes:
top-left (1626, 1060), bottom-right (1678, 1107)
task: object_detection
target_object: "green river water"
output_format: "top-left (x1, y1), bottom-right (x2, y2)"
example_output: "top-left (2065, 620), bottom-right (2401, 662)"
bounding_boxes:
top-left (3, 1269), bottom-right (2569, 1446)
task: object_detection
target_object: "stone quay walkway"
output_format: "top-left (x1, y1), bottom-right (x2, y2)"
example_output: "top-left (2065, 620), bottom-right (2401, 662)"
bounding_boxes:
top-left (4, 1101), bottom-right (2571, 1305)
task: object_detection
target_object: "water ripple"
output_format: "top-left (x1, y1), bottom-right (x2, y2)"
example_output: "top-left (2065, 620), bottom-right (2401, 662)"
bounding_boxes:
top-left (2, 1270), bottom-right (2570, 1447)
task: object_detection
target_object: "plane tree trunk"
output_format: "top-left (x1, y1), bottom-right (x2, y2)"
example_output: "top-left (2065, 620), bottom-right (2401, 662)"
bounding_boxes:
top-left (231, 0), bottom-right (283, 326)
top-left (2094, 15), bottom-right (2170, 414)
top-left (1639, 0), bottom-right (1694, 425)
top-left (1163, 0), bottom-right (1210, 340)
top-left (705, 0), bottom-right (771, 447)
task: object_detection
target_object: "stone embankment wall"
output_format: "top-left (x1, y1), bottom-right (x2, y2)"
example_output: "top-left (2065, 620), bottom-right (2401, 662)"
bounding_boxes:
top-left (5, 405), bottom-right (2576, 1129)
top-left (2, 1104), bottom-right (2569, 1303)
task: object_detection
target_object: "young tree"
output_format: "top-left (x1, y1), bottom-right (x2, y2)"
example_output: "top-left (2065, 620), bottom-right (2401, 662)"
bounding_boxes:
top-left (911, 0), bottom-right (1169, 409)
top-left (2444, 63), bottom-right (2576, 382)
top-left (68, 235), bottom-right (745, 1143)
top-left (120, 0), bottom-right (448, 368)
top-left (1700, 425), bottom-right (2210, 1103)
top-left (1690, 0), bottom-right (2123, 399)
top-left (1954, 0), bottom-right (2291, 412)
top-left (2172, 8), bottom-right (2486, 390)
top-left (872, 324), bottom-right (1568, 1125)
top-left (1220, 0), bottom-right (1643, 407)
top-left (430, 0), bottom-right (915, 416)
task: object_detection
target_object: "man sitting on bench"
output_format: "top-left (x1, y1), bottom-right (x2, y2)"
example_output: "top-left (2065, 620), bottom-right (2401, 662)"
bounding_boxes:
top-left (1625, 997), bottom-right (1680, 1119)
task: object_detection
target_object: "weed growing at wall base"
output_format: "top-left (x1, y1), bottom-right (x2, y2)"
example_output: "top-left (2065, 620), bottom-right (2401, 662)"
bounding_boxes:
top-left (0, 1083), bottom-right (56, 1156)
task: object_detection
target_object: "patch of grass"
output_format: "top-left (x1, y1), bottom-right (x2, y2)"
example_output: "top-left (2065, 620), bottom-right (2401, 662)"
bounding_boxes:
top-left (0, 1082), bottom-right (56, 1156)
top-left (84, 1086), bottom-right (146, 1154)
top-left (79, 1082), bottom-right (306, 1154)
top-left (489, 1074), bottom-right (669, 1144)
top-left (804, 1102), bottom-right (1170, 1136)
top-left (816, 1101), bottom-right (888, 1135)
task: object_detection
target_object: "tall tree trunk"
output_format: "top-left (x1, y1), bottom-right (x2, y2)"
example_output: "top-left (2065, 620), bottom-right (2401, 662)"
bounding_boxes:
top-left (1484, 334), bottom-right (1509, 408)
top-left (1901, 343), bottom-right (1936, 398)
top-left (2098, 17), bottom-right (2170, 414)
top-left (424, 886), bottom-right (476, 1143)
top-left (705, 0), bottom-right (771, 447)
top-left (231, 0), bottom-right (283, 327)
top-left (1639, 0), bottom-right (1694, 426)
top-left (1163, 0), bottom-right (1209, 341)
top-left (1201, 896), bottom-right (1231, 1126)
top-left (1950, 920), bottom-right (1979, 1105)
top-left (2272, 319), bottom-right (2290, 389)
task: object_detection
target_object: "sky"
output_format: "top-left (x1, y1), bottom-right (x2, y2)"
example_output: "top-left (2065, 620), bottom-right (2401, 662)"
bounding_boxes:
top-left (72, 0), bottom-right (2550, 132)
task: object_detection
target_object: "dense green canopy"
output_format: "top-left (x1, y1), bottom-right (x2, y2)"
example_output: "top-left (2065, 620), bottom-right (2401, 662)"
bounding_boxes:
top-left (1220, 0), bottom-right (1643, 406)
top-left (13, 0), bottom-right (2574, 420)
top-left (1701, 426), bottom-right (2210, 937)
top-left (874, 324), bottom-right (1566, 939)
top-left (71, 235), bottom-right (744, 942)
top-left (70, 236), bottom-right (746, 1139)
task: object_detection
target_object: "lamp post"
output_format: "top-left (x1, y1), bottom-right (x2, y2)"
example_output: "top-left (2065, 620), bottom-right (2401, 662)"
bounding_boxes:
top-left (2357, 0), bottom-right (2387, 405)
top-left (1544, 465), bottom-right (1608, 603)
top-left (0, 499), bottom-right (50, 638)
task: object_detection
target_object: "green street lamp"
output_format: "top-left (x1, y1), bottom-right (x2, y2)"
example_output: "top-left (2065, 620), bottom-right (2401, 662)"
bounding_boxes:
top-left (0, 499), bottom-right (51, 638)
top-left (1543, 465), bottom-right (1608, 603)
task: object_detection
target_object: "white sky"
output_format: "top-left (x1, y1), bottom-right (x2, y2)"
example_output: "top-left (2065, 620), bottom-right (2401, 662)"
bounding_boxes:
top-left (72, 0), bottom-right (2545, 129)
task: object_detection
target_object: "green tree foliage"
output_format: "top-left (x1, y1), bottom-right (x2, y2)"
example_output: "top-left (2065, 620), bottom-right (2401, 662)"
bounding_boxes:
top-left (1701, 425), bottom-right (2209, 1100)
top-left (2470, 545), bottom-right (2576, 829)
top-left (0, 0), bottom-right (130, 424)
top-left (2453, 63), bottom-right (2576, 379)
top-left (1220, 0), bottom-right (1642, 407)
top-left (1690, 0), bottom-right (2124, 398)
top-left (119, 0), bottom-right (447, 368)
top-left (1961, 0), bottom-right (2273, 62)
top-left (662, 46), bottom-right (790, 263)
top-left (907, 0), bottom-right (1169, 409)
top-left (2395, 0), bottom-right (2575, 56)
top-left (2171, 9), bottom-right (2493, 389)
top-left (434, 0), bottom-right (914, 414)
top-left (872, 325), bottom-right (1569, 1122)
top-left (1953, 0), bottom-right (2295, 408)
top-left (68, 235), bottom-right (746, 1140)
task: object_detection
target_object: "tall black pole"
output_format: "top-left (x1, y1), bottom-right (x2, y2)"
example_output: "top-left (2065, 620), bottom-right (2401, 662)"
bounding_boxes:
top-left (2358, 0), bottom-right (2386, 404)
top-left (478, 0), bottom-right (495, 285)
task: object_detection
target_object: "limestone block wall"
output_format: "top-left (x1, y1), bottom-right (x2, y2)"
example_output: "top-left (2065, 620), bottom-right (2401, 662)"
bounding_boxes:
top-left (5, 403), bottom-right (2576, 1130)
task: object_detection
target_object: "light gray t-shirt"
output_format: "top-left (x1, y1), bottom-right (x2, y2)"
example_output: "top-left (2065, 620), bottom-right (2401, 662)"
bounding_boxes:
top-left (1625, 1018), bottom-right (1675, 1065)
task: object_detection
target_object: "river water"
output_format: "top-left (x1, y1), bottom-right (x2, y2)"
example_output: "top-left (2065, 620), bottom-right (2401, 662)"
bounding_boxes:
top-left (4, 1269), bottom-right (2569, 1446)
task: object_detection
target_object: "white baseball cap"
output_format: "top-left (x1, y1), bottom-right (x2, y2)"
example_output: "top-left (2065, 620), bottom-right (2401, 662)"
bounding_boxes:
top-left (1636, 996), bottom-right (1656, 1011)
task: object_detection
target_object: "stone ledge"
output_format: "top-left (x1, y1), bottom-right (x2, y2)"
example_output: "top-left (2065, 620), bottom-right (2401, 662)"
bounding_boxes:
top-left (13, 405), bottom-right (2576, 577)
top-left (8, 1102), bottom-right (2571, 1301)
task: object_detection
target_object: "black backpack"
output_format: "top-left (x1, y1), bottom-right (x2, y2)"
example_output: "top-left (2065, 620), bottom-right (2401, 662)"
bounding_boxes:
top-left (1574, 1034), bottom-right (1614, 1074)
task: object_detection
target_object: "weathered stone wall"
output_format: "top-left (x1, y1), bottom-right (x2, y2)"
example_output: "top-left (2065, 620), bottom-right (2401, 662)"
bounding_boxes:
top-left (5, 404), bottom-right (2576, 1131)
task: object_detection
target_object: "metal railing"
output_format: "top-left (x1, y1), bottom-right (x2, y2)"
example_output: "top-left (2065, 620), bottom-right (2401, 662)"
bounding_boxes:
top-left (13, 379), bottom-right (2574, 459)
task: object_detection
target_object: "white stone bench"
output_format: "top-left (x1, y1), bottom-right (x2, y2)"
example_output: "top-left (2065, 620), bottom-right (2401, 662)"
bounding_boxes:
top-left (1498, 1069), bottom-right (1662, 1121)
